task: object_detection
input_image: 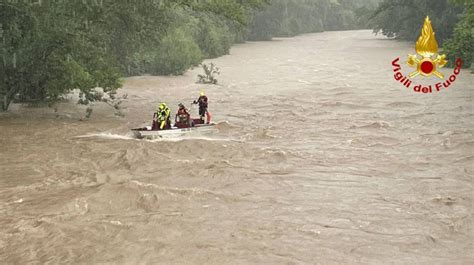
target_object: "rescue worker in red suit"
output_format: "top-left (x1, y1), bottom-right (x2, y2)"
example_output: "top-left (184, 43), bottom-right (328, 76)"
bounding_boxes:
top-left (175, 103), bottom-right (191, 128)
top-left (193, 91), bottom-right (211, 124)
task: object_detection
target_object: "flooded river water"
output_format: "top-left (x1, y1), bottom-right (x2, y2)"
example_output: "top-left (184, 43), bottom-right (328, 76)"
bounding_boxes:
top-left (1, 30), bottom-right (473, 264)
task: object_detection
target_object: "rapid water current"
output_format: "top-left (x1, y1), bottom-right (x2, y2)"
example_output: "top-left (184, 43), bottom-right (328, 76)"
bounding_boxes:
top-left (1, 30), bottom-right (473, 264)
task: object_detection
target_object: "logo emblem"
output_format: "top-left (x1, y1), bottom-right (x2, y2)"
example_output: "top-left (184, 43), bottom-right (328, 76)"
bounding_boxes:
top-left (391, 16), bottom-right (463, 94)
top-left (407, 16), bottom-right (447, 79)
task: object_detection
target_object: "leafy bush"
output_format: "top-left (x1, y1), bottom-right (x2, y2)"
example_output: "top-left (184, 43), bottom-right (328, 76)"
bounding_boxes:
top-left (152, 29), bottom-right (203, 75)
top-left (196, 15), bottom-right (234, 58)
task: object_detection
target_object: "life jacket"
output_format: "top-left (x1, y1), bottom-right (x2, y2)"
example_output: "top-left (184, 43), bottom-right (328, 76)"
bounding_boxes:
top-left (197, 96), bottom-right (208, 108)
top-left (176, 108), bottom-right (190, 123)
top-left (156, 107), bottom-right (171, 130)
top-left (158, 107), bottom-right (170, 121)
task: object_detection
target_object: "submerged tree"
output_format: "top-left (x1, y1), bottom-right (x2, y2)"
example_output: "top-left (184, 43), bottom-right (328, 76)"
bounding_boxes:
top-left (198, 63), bottom-right (220, 85)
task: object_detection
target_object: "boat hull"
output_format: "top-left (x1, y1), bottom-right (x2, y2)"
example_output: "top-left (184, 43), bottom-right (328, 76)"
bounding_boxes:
top-left (132, 123), bottom-right (217, 139)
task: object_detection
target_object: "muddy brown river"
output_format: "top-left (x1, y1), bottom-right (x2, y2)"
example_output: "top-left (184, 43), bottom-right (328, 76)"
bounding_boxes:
top-left (1, 30), bottom-right (473, 264)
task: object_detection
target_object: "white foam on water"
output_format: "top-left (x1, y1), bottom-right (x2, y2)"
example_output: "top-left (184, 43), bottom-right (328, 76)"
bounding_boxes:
top-left (75, 132), bottom-right (238, 143)
top-left (146, 135), bottom-right (237, 143)
top-left (75, 133), bottom-right (137, 141)
top-left (297, 79), bottom-right (312, 85)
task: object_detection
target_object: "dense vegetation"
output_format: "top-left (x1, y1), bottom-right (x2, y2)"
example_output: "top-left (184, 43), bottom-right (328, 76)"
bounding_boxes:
top-left (0, 0), bottom-right (378, 112)
top-left (443, 0), bottom-right (474, 68)
top-left (1, 0), bottom-right (274, 111)
top-left (370, 0), bottom-right (473, 67)
top-left (2, 0), bottom-right (470, 112)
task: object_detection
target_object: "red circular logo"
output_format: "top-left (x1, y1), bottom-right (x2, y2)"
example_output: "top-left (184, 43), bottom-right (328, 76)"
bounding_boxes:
top-left (420, 61), bottom-right (434, 74)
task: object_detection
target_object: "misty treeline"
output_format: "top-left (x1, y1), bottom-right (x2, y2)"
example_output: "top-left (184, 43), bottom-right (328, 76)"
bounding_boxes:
top-left (371, 0), bottom-right (473, 67)
top-left (0, 0), bottom-right (380, 111)
top-left (248, 0), bottom-right (381, 40)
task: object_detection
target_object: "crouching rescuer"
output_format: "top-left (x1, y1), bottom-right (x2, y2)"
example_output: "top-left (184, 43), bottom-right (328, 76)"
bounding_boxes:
top-left (175, 103), bottom-right (191, 128)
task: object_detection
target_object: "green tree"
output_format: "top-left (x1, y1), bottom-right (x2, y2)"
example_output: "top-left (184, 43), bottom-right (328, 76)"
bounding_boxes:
top-left (0, 1), bottom-right (123, 111)
top-left (370, 0), bottom-right (462, 44)
top-left (443, 0), bottom-right (474, 67)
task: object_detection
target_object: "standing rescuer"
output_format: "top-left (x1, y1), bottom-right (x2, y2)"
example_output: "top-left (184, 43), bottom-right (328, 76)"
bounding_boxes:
top-left (154, 103), bottom-right (171, 130)
top-left (193, 91), bottom-right (211, 124)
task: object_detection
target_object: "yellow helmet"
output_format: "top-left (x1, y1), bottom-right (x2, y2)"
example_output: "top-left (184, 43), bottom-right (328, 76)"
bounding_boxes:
top-left (200, 91), bottom-right (205, 97)
top-left (159, 103), bottom-right (166, 110)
